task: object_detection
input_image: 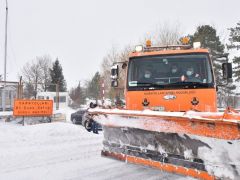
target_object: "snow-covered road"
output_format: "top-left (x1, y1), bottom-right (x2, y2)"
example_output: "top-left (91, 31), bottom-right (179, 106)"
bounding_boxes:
top-left (0, 121), bottom-right (192, 180)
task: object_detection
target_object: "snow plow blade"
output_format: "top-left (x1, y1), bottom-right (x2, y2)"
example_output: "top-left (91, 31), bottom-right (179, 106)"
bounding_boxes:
top-left (88, 107), bottom-right (240, 179)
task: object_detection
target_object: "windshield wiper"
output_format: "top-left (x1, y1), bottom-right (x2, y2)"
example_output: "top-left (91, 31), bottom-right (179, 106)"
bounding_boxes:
top-left (167, 81), bottom-right (209, 87)
top-left (136, 82), bottom-right (165, 88)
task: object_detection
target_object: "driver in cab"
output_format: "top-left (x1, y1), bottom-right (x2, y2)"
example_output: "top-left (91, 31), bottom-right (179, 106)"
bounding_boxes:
top-left (184, 67), bottom-right (201, 82)
top-left (169, 64), bottom-right (182, 77)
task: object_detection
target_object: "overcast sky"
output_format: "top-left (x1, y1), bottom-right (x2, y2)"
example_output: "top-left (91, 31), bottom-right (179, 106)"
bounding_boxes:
top-left (0, 0), bottom-right (239, 89)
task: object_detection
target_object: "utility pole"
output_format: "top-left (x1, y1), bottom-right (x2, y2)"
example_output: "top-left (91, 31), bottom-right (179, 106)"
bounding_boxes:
top-left (18, 76), bottom-right (23, 99)
top-left (2, 0), bottom-right (8, 111)
top-left (56, 82), bottom-right (59, 110)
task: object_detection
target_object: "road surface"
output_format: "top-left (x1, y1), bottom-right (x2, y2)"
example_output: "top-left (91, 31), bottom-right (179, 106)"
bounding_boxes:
top-left (0, 120), bottom-right (193, 180)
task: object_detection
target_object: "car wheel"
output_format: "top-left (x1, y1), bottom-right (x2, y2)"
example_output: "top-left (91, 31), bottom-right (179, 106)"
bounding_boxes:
top-left (81, 113), bottom-right (87, 126)
top-left (72, 118), bottom-right (77, 124)
top-left (84, 120), bottom-right (92, 132)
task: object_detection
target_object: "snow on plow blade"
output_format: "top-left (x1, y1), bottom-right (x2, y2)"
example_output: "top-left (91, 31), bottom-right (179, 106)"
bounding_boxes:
top-left (88, 108), bottom-right (240, 180)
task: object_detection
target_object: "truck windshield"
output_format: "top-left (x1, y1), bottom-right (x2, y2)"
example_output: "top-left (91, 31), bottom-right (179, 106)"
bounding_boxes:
top-left (127, 54), bottom-right (214, 90)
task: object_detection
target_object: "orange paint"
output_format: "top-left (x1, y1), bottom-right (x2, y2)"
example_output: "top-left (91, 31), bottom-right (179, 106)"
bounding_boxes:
top-left (130, 48), bottom-right (209, 58)
top-left (125, 48), bottom-right (217, 112)
top-left (92, 109), bottom-right (240, 140)
top-left (126, 88), bottom-right (217, 112)
top-left (102, 150), bottom-right (215, 180)
top-left (13, 100), bottom-right (53, 116)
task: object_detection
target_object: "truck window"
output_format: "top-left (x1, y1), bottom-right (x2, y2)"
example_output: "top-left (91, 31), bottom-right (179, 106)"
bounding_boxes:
top-left (127, 54), bottom-right (214, 89)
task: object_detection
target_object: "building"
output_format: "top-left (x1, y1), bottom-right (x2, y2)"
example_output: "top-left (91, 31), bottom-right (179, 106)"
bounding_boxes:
top-left (0, 85), bottom-right (17, 111)
top-left (37, 92), bottom-right (71, 109)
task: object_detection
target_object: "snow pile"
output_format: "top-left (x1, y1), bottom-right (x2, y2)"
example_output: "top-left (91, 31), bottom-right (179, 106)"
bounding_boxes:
top-left (196, 136), bottom-right (240, 179)
top-left (0, 111), bottom-right (13, 116)
top-left (53, 106), bottom-right (76, 122)
top-left (85, 98), bottom-right (113, 107)
top-left (0, 106), bottom-right (76, 124)
top-left (95, 112), bottom-right (184, 134)
top-left (183, 149), bottom-right (194, 161)
top-left (0, 121), bottom-right (189, 180)
top-left (0, 122), bottom-right (102, 180)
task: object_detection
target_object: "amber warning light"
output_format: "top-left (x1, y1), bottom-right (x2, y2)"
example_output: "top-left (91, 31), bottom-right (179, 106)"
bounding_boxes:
top-left (13, 100), bottom-right (53, 116)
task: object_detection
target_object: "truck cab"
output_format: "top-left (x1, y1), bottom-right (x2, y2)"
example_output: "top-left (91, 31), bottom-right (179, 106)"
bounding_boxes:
top-left (111, 42), bottom-right (232, 112)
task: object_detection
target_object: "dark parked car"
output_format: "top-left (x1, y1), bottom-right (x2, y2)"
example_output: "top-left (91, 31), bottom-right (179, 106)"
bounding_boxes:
top-left (70, 109), bottom-right (87, 124)
top-left (82, 113), bottom-right (102, 134)
top-left (71, 108), bottom-right (102, 134)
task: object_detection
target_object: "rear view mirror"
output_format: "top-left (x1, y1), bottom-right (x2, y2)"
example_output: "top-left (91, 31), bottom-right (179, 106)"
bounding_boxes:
top-left (222, 63), bottom-right (232, 79)
top-left (111, 80), bottom-right (118, 87)
top-left (111, 64), bottom-right (119, 80)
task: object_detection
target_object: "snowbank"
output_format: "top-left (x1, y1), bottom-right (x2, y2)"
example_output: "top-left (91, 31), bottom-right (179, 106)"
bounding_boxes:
top-left (0, 121), bottom-right (188, 180)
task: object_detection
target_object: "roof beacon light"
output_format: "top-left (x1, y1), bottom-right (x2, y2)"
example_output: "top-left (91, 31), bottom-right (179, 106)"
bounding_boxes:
top-left (193, 42), bottom-right (201, 49)
top-left (181, 37), bottom-right (190, 45)
top-left (146, 39), bottom-right (152, 47)
top-left (135, 45), bottom-right (143, 52)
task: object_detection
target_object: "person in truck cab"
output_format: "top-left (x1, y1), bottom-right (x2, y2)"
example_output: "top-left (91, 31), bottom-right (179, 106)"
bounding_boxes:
top-left (170, 64), bottom-right (182, 77)
top-left (139, 68), bottom-right (154, 84)
top-left (185, 67), bottom-right (201, 82)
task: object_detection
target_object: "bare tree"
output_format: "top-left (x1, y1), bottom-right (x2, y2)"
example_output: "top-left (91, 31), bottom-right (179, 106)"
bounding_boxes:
top-left (142, 22), bottom-right (182, 46)
top-left (99, 22), bottom-right (181, 102)
top-left (21, 55), bottom-right (52, 98)
top-left (21, 61), bottom-right (41, 98)
top-left (101, 46), bottom-right (119, 94)
top-left (38, 55), bottom-right (52, 91)
top-left (100, 45), bottom-right (132, 101)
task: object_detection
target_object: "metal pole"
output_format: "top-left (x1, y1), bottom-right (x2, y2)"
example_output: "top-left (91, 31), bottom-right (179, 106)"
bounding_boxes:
top-left (3, 0), bottom-right (8, 111)
top-left (56, 83), bottom-right (59, 110)
top-left (226, 55), bottom-right (229, 108)
top-left (18, 76), bottom-right (22, 99)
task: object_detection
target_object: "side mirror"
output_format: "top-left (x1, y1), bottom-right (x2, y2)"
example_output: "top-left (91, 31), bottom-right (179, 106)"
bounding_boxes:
top-left (122, 62), bottom-right (127, 69)
top-left (111, 80), bottom-right (118, 87)
top-left (89, 102), bottom-right (97, 108)
top-left (222, 63), bottom-right (232, 79)
top-left (111, 64), bottom-right (119, 79)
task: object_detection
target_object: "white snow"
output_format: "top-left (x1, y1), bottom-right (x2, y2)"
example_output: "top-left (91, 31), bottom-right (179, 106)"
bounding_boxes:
top-left (196, 135), bottom-right (240, 179)
top-left (53, 106), bottom-right (76, 123)
top-left (89, 107), bottom-right (240, 124)
top-left (183, 149), bottom-right (194, 161)
top-left (0, 111), bottom-right (13, 116)
top-left (0, 112), bottom-right (191, 180)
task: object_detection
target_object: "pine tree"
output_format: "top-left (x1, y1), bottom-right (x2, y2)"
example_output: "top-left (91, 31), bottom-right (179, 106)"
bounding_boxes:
top-left (23, 82), bottom-right (35, 99)
top-left (87, 72), bottom-right (101, 102)
top-left (189, 25), bottom-right (225, 84)
top-left (227, 22), bottom-right (240, 82)
top-left (48, 58), bottom-right (67, 92)
top-left (189, 25), bottom-right (236, 107)
top-left (69, 81), bottom-right (85, 106)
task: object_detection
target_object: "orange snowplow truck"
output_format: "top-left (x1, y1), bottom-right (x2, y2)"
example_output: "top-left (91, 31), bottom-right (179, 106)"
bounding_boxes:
top-left (88, 41), bottom-right (240, 180)
top-left (112, 42), bottom-right (231, 112)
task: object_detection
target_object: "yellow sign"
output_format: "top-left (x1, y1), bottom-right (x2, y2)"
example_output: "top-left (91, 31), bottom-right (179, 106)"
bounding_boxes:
top-left (13, 100), bottom-right (53, 116)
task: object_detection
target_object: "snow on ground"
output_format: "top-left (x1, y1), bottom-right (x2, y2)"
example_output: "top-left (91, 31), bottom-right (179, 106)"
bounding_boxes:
top-left (0, 113), bottom-right (192, 180)
top-left (0, 111), bottom-right (13, 116)
top-left (53, 106), bottom-right (76, 123)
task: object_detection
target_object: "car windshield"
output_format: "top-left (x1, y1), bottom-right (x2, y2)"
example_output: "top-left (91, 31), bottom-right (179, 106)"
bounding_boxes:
top-left (127, 54), bottom-right (214, 89)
